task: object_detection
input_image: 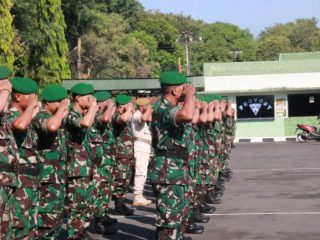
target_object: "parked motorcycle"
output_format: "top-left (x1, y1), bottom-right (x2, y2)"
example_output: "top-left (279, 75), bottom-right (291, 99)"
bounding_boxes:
top-left (296, 123), bottom-right (320, 142)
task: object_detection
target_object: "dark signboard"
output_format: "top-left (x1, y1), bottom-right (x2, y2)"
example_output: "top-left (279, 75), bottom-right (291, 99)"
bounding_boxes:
top-left (236, 95), bottom-right (274, 119)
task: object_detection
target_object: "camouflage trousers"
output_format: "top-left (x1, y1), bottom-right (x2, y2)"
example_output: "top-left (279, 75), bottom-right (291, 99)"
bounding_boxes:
top-left (194, 184), bottom-right (207, 208)
top-left (66, 177), bottom-right (94, 239)
top-left (0, 186), bottom-right (14, 239)
top-left (92, 179), bottom-right (113, 218)
top-left (35, 183), bottom-right (66, 240)
top-left (153, 184), bottom-right (190, 240)
top-left (12, 187), bottom-right (38, 239)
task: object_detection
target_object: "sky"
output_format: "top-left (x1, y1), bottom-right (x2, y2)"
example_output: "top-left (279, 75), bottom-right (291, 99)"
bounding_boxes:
top-left (139, 0), bottom-right (320, 37)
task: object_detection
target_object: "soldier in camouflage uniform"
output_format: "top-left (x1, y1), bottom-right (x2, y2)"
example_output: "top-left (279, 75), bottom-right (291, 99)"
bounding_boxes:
top-left (193, 99), bottom-right (214, 223)
top-left (205, 97), bottom-right (224, 205)
top-left (219, 99), bottom-right (234, 182)
top-left (112, 94), bottom-right (135, 216)
top-left (90, 91), bottom-right (118, 236)
top-left (184, 98), bottom-right (207, 235)
top-left (0, 67), bottom-right (19, 239)
top-left (21, 85), bottom-right (69, 239)
top-left (6, 77), bottom-right (40, 239)
top-left (65, 83), bottom-right (98, 239)
top-left (150, 71), bottom-right (195, 240)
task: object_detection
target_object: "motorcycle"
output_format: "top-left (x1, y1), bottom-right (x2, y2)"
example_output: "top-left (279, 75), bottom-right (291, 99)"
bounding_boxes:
top-left (296, 121), bottom-right (320, 142)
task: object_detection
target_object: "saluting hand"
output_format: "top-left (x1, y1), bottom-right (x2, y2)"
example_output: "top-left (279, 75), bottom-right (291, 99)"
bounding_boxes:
top-left (184, 85), bottom-right (195, 97)
top-left (0, 80), bottom-right (12, 93)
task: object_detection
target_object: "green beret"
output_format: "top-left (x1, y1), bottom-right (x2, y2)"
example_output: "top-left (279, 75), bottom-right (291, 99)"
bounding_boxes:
top-left (159, 71), bottom-right (186, 85)
top-left (115, 94), bottom-right (131, 105)
top-left (11, 77), bottom-right (39, 94)
top-left (41, 84), bottom-right (68, 102)
top-left (212, 95), bottom-right (223, 101)
top-left (0, 66), bottom-right (11, 80)
top-left (93, 91), bottom-right (111, 102)
top-left (71, 83), bottom-right (94, 95)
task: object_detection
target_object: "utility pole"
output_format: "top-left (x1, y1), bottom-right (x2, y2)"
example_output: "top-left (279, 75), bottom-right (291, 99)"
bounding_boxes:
top-left (177, 30), bottom-right (202, 76)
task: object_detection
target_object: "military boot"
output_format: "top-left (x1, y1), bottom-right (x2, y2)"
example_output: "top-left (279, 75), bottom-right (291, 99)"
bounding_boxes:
top-left (133, 194), bottom-right (152, 207)
top-left (193, 207), bottom-right (210, 223)
top-left (199, 203), bottom-right (216, 214)
top-left (205, 191), bottom-right (222, 205)
top-left (186, 219), bottom-right (204, 234)
top-left (103, 214), bottom-right (118, 226)
top-left (113, 198), bottom-right (134, 216)
top-left (94, 217), bottom-right (106, 234)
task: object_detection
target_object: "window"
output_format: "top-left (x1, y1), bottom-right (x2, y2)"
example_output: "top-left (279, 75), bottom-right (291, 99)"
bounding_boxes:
top-left (288, 94), bottom-right (320, 117)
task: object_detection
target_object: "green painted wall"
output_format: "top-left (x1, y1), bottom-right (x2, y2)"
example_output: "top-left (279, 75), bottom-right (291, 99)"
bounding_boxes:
top-left (236, 118), bottom-right (284, 137)
top-left (235, 116), bottom-right (318, 138)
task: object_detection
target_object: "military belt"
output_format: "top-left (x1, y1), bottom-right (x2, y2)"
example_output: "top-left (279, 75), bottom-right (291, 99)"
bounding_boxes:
top-left (134, 137), bottom-right (152, 145)
top-left (0, 163), bottom-right (39, 176)
top-left (155, 149), bottom-right (189, 160)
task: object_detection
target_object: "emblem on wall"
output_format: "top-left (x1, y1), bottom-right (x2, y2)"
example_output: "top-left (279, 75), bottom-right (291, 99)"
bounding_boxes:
top-left (237, 96), bottom-right (274, 119)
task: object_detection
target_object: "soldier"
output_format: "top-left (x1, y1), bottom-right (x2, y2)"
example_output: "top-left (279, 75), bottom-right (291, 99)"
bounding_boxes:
top-left (90, 90), bottom-right (118, 236)
top-left (112, 94), bottom-right (135, 216)
top-left (65, 82), bottom-right (98, 239)
top-left (7, 77), bottom-right (40, 239)
top-left (21, 84), bottom-right (69, 239)
top-left (150, 71), bottom-right (195, 240)
top-left (131, 97), bottom-right (153, 207)
top-left (0, 66), bottom-right (19, 239)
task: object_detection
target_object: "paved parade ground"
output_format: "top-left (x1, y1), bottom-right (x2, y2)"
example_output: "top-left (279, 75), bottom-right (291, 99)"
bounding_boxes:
top-left (87, 142), bottom-right (320, 240)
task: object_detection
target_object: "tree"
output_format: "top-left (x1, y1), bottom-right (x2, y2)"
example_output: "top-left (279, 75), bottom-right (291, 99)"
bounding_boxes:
top-left (32, 0), bottom-right (71, 86)
top-left (0, 0), bottom-right (15, 69)
top-left (256, 36), bottom-right (292, 60)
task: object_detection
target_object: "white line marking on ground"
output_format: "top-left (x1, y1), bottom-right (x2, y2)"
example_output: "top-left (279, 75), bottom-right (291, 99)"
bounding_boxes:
top-left (110, 211), bottom-right (320, 219)
top-left (208, 212), bottom-right (320, 216)
top-left (233, 168), bottom-right (320, 172)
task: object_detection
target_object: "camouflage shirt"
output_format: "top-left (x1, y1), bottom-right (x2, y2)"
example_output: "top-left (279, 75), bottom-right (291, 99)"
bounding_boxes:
top-left (65, 108), bottom-right (92, 177)
top-left (21, 109), bottom-right (67, 184)
top-left (0, 113), bottom-right (19, 187)
top-left (6, 107), bottom-right (38, 188)
top-left (149, 97), bottom-right (192, 185)
top-left (92, 112), bottom-right (116, 182)
top-left (112, 113), bottom-right (134, 160)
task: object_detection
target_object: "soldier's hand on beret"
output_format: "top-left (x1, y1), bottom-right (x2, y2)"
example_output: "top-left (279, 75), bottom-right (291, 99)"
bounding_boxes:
top-left (0, 80), bottom-right (12, 93)
top-left (60, 99), bottom-right (70, 111)
top-left (89, 95), bottom-right (97, 108)
top-left (184, 85), bottom-right (195, 97)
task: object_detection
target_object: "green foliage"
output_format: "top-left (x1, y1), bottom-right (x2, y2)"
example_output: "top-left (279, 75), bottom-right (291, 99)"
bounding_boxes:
top-left (32, 0), bottom-right (71, 86)
top-left (0, 0), bottom-right (15, 69)
top-left (8, 0), bottom-right (320, 80)
top-left (257, 18), bottom-right (320, 60)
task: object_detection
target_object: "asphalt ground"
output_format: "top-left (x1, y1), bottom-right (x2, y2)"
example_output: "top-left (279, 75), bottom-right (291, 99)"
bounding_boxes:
top-left (83, 142), bottom-right (320, 240)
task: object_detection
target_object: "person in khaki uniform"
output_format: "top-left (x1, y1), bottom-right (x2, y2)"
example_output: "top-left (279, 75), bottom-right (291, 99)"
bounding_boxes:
top-left (131, 97), bottom-right (153, 206)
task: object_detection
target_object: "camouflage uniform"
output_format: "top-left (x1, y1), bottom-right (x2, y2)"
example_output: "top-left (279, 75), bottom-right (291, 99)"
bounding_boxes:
top-left (65, 108), bottom-right (94, 239)
top-left (112, 113), bottom-right (134, 199)
top-left (222, 115), bottom-right (234, 170)
top-left (91, 112), bottom-right (115, 218)
top-left (22, 109), bottom-right (67, 239)
top-left (7, 107), bottom-right (39, 239)
top-left (0, 113), bottom-right (19, 239)
top-left (194, 124), bottom-right (211, 209)
top-left (150, 97), bottom-right (192, 240)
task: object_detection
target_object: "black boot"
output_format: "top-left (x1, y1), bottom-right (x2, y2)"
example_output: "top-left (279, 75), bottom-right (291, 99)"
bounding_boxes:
top-left (186, 219), bottom-right (204, 234)
top-left (113, 198), bottom-right (134, 216)
top-left (193, 208), bottom-right (210, 223)
top-left (205, 191), bottom-right (222, 205)
top-left (94, 217), bottom-right (106, 234)
top-left (199, 203), bottom-right (216, 214)
top-left (181, 235), bottom-right (193, 240)
top-left (103, 214), bottom-right (118, 226)
top-left (103, 224), bottom-right (118, 236)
